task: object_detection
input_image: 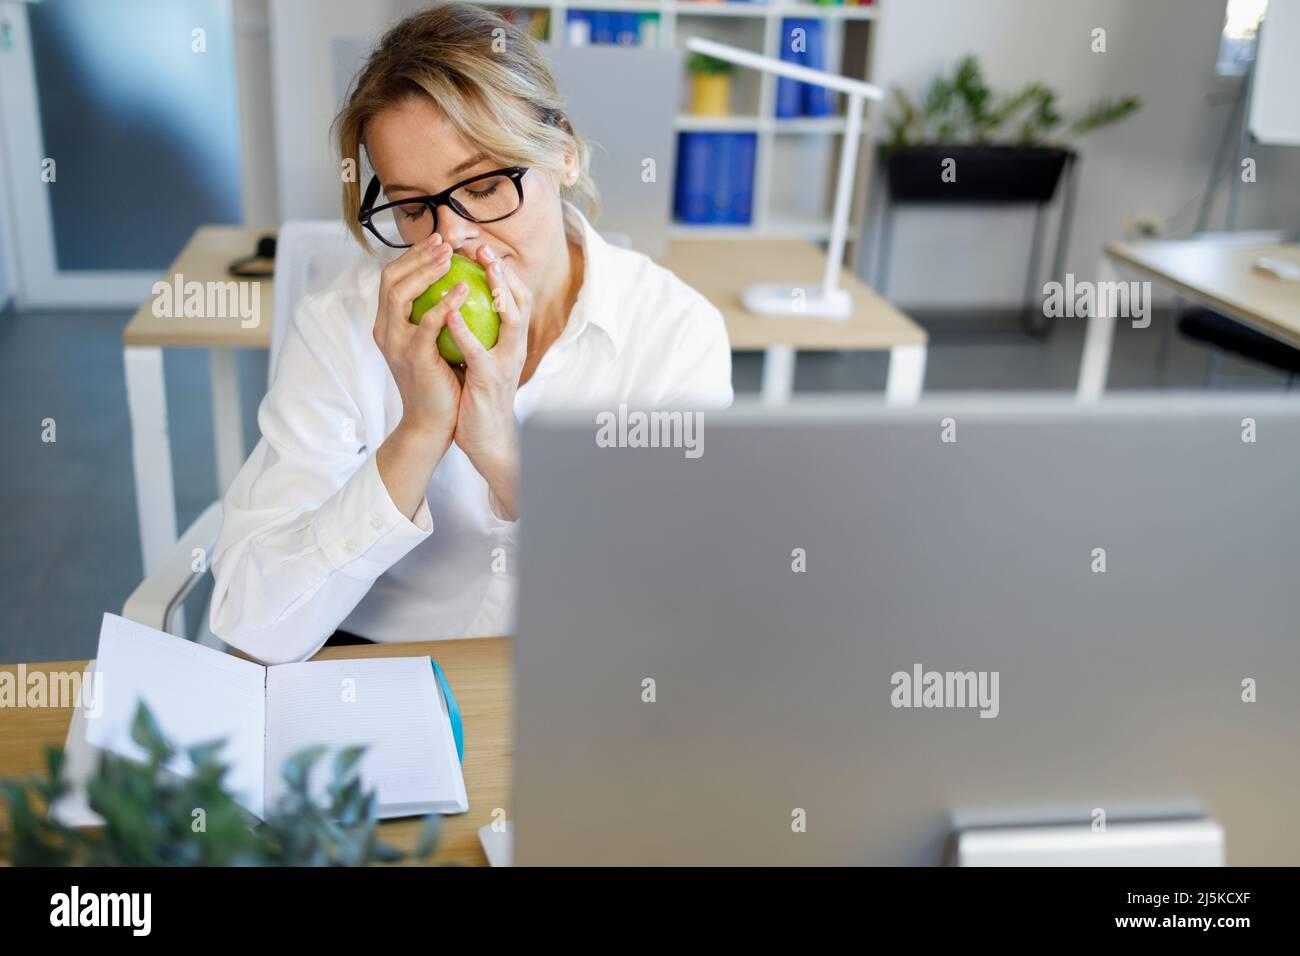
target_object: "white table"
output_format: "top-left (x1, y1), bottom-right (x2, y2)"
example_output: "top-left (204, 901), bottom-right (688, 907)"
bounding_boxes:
top-left (1077, 239), bottom-right (1300, 400)
top-left (658, 238), bottom-right (928, 406)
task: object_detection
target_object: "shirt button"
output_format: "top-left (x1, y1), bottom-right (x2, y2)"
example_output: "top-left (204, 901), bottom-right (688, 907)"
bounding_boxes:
top-left (342, 539), bottom-right (356, 554)
top-left (369, 515), bottom-right (383, 530)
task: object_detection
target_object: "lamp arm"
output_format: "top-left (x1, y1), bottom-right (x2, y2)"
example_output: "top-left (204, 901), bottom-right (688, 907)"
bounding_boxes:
top-left (822, 93), bottom-right (866, 296)
top-left (686, 37), bottom-right (884, 101)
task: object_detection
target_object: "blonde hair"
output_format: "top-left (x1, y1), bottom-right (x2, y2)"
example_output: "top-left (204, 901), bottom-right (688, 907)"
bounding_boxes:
top-left (334, 2), bottom-right (600, 248)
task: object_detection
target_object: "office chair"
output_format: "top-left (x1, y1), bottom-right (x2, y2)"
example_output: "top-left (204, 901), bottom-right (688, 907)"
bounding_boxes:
top-left (1178, 306), bottom-right (1300, 389)
top-left (122, 220), bottom-right (359, 644)
top-left (1153, 229), bottom-right (1295, 386)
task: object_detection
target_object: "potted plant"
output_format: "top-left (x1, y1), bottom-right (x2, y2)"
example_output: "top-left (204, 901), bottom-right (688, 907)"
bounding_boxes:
top-left (0, 702), bottom-right (441, 866)
top-left (882, 55), bottom-right (1141, 202)
top-left (687, 51), bottom-right (735, 117)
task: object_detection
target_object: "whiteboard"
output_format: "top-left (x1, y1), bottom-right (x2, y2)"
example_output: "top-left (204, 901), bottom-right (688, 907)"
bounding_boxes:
top-left (1249, 0), bottom-right (1300, 145)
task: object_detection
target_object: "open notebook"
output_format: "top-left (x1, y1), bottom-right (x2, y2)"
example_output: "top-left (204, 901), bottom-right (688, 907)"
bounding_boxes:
top-left (54, 614), bottom-right (467, 824)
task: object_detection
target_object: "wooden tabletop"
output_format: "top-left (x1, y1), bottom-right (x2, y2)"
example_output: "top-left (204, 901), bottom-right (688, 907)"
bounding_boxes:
top-left (1104, 240), bottom-right (1300, 346)
top-left (0, 637), bottom-right (512, 867)
top-left (659, 237), bottom-right (927, 351)
top-left (123, 225), bottom-right (926, 353)
top-left (122, 226), bottom-right (275, 349)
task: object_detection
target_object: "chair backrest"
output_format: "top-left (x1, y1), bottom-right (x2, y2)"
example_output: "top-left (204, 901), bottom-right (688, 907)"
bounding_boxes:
top-left (270, 220), bottom-right (361, 383)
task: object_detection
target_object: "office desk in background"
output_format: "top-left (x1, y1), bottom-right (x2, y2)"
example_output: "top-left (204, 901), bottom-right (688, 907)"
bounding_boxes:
top-left (123, 226), bottom-right (272, 575)
top-left (0, 637), bottom-right (512, 867)
top-left (125, 226), bottom-right (928, 575)
top-left (658, 239), bottom-right (928, 407)
top-left (1077, 239), bottom-right (1300, 400)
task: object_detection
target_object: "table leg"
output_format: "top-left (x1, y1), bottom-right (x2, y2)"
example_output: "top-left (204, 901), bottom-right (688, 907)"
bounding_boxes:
top-left (1077, 257), bottom-right (1120, 402)
top-left (885, 344), bottom-right (927, 405)
top-left (124, 346), bottom-right (178, 574)
top-left (761, 346), bottom-right (795, 406)
top-left (210, 348), bottom-right (245, 495)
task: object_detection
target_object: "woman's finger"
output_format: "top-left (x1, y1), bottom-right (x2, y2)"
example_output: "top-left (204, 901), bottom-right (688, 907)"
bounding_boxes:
top-left (377, 233), bottom-right (445, 323)
top-left (379, 233), bottom-right (443, 309)
top-left (442, 286), bottom-right (492, 367)
top-left (386, 245), bottom-right (452, 344)
top-left (384, 232), bottom-right (444, 287)
top-left (411, 282), bottom-right (449, 354)
top-left (487, 258), bottom-right (525, 351)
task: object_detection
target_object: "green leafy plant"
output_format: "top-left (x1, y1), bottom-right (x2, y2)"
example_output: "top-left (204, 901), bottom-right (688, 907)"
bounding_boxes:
top-left (0, 702), bottom-right (441, 866)
top-left (687, 52), bottom-right (735, 76)
top-left (884, 54), bottom-right (1140, 150)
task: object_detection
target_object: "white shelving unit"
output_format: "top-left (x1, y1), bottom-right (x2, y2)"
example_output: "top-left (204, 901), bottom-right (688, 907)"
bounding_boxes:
top-left (477, 0), bottom-right (883, 250)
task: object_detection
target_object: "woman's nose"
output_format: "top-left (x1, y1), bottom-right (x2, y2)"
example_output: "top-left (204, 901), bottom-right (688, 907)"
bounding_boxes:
top-left (435, 207), bottom-right (476, 251)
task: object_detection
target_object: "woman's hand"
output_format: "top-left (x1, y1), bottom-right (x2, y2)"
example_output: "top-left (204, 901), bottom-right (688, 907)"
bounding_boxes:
top-left (442, 244), bottom-right (532, 520)
top-left (373, 232), bottom-right (467, 519)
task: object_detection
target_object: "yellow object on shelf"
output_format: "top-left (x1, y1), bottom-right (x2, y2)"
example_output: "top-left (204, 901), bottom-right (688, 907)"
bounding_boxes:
top-left (690, 73), bottom-right (732, 117)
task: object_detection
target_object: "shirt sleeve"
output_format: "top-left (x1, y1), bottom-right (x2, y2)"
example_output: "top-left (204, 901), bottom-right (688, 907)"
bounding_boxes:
top-left (660, 296), bottom-right (735, 411)
top-left (208, 290), bottom-right (432, 665)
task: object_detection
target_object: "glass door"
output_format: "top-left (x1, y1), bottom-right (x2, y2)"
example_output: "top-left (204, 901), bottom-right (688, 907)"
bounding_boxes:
top-left (0, 0), bottom-right (243, 308)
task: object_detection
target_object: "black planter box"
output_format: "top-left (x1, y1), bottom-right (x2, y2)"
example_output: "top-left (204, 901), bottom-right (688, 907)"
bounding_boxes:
top-left (885, 145), bottom-right (1073, 203)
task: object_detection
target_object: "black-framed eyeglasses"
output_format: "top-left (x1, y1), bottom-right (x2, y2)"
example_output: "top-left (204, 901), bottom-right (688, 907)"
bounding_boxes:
top-left (358, 166), bottom-right (529, 248)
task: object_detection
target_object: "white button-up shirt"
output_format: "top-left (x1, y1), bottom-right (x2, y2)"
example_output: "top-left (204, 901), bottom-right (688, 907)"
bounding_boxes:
top-left (210, 203), bottom-right (733, 664)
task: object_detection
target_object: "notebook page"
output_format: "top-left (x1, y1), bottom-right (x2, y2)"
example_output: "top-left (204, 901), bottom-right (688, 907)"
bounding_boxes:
top-left (263, 656), bottom-right (465, 815)
top-left (85, 613), bottom-right (267, 818)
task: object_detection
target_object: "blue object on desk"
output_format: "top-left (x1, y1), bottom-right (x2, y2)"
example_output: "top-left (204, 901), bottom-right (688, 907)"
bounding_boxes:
top-left (430, 658), bottom-right (464, 764)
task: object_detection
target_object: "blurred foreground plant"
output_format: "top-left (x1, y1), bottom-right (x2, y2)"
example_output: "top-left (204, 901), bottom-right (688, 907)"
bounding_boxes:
top-left (0, 702), bottom-right (440, 866)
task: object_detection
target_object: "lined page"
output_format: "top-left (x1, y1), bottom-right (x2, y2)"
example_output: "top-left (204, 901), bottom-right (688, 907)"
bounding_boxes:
top-left (264, 656), bottom-right (466, 816)
top-left (85, 613), bottom-right (267, 818)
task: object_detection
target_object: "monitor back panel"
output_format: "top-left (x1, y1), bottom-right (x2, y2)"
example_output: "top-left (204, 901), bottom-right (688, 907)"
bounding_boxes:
top-left (514, 397), bottom-right (1300, 865)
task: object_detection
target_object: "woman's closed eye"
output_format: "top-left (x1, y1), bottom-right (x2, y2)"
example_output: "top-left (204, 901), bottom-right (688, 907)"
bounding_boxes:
top-left (463, 181), bottom-right (501, 201)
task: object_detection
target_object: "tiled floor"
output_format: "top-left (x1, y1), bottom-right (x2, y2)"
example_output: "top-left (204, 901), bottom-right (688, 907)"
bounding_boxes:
top-left (0, 302), bottom-right (1287, 661)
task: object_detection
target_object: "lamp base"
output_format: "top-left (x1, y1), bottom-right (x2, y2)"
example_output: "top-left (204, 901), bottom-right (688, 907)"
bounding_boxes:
top-left (741, 283), bottom-right (851, 319)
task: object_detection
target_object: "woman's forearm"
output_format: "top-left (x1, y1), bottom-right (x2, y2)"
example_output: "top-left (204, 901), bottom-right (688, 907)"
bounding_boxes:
top-left (377, 418), bottom-right (454, 520)
top-left (475, 443), bottom-right (520, 521)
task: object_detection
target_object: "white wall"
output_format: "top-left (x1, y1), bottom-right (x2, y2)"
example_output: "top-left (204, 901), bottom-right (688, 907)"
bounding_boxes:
top-left (234, 0), bottom-right (279, 228)
top-left (859, 0), bottom-right (1300, 308)
top-left (267, 0), bottom-right (407, 222)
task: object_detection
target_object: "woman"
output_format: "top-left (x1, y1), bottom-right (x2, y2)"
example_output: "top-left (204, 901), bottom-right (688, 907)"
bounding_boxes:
top-left (209, 3), bottom-right (733, 664)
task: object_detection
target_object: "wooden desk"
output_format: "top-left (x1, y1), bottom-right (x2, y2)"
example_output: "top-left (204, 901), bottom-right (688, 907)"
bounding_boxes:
top-left (1077, 239), bottom-right (1300, 400)
top-left (0, 637), bottom-right (512, 867)
top-left (126, 226), bottom-right (926, 573)
top-left (657, 238), bottom-right (928, 407)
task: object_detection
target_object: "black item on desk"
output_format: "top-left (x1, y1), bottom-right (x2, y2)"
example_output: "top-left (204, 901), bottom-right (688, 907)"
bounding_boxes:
top-left (228, 234), bottom-right (277, 278)
top-left (1178, 307), bottom-right (1300, 381)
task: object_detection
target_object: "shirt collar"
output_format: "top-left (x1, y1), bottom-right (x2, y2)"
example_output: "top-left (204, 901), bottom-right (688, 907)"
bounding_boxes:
top-left (558, 200), bottom-right (627, 357)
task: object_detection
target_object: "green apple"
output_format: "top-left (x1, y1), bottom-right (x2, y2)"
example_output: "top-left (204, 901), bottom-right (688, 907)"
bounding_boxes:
top-left (409, 253), bottom-right (501, 364)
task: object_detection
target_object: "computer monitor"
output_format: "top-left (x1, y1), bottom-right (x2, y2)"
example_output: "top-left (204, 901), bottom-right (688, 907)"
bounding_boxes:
top-left (513, 395), bottom-right (1300, 865)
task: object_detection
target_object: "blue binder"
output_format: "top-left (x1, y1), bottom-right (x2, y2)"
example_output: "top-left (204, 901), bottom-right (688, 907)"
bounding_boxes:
top-left (590, 11), bottom-right (615, 45)
top-left (710, 133), bottom-right (735, 222)
top-left (775, 19), bottom-right (806, 118)
top-left (729, 133), bottom-right (757, 224)
top-left (801, 19), bottom-right (834, 117)
top-left (615, 12), bottom-right (639, 45)
top-left (674, 132), bottom-right (714, 224)
top-left (565, 10), bottom-right (591, 45)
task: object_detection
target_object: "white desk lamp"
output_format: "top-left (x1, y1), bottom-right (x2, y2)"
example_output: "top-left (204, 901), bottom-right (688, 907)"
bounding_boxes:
top-left (685, 37), bottom-right (884, 319)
